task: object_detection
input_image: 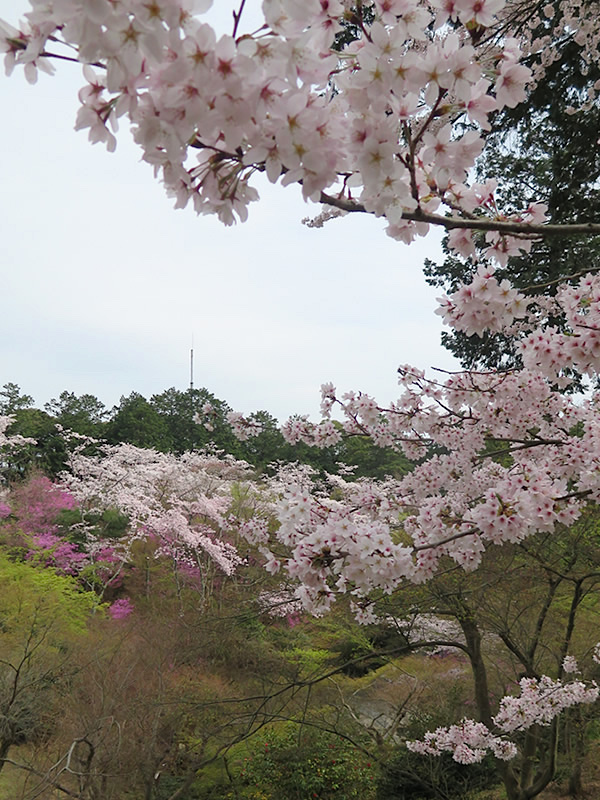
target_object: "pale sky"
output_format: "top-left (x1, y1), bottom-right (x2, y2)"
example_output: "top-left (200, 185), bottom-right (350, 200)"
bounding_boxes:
top-left (0, 0), bottom-right (460, 421)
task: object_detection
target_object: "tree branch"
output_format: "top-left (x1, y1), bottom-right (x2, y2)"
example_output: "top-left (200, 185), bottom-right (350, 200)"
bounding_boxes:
top-left (0, 759), bottom-right (82, 798)
top-left (319, 192), bottom-right (600, 237)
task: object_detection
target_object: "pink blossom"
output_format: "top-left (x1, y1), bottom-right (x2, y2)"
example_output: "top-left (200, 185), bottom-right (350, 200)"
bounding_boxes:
top-left (0, 0), bottom-right (549, 238)
top-left (562, 656), bottom-right (580, 674)
top-left (495, 60), bottom-right (531, 109)
top-left (435, 264), bottom-right (528, 336)
top-left (12, 475), bottom-right (77, 536)
top-left (62, 442), bottom-right (249, 579)
top-left (108, 597), bottom-right (135, 620)
top-left (5, 0), bottom-right (600, 759)
top-left (408, 676), bottom-right (598, 763)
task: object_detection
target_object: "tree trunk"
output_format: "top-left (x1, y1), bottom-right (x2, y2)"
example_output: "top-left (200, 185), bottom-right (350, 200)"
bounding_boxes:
top-left (0, 738), bottom-right (11, 775)
top-left (459, 611), bottom-right (523, 800)
top-left (567, 711), bottom-right (587, 798)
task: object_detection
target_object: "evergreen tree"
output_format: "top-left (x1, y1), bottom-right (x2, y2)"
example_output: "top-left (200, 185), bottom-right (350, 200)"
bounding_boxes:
top-left (0, 383), bottom-right (34, 415)
top-left (45, 391), bottom-right (107, 438)
top-left (424, 38), bottom-right (600, 373)
top-left (106, 392), bottom-right (173, 451)
top-left (149, 386), bottom-right (240, 455)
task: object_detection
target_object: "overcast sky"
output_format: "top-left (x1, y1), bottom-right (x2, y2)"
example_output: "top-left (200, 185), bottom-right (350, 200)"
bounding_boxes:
top-left (0, 0), bottom-right (460, 421)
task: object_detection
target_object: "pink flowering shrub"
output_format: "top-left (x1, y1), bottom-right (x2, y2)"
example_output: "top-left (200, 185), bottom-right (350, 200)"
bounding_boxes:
top-left (27, 530), bottom-right (88, 575)
top-left (6, 474), bottom-right (87, 575)
top-left (11, 474), bottom-right (76, 535)
top-left (3, 473), bottom-right (123, 586)
top-left (108, 597), bottom-right (134, 620)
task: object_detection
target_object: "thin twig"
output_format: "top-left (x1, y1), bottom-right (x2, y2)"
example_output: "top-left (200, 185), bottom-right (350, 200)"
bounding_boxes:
top-left (232, 0), bottom-right (247, 38)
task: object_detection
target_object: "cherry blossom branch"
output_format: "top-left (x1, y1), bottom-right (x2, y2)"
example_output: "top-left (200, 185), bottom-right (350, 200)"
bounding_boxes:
top-left (521, 266), bottom-right (600, 293)
top-left (40, 50), bottom-right (105, 68)
top-left (412, 527), bottom-right (481, 552)
top-left (319, 191), bottom-right (600, 236)
top-left (232, 0), bottom-right (247, 39)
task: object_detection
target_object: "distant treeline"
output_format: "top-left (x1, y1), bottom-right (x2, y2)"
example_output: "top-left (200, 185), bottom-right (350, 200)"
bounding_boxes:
top-left (0, 382), bottom-right (410, 479)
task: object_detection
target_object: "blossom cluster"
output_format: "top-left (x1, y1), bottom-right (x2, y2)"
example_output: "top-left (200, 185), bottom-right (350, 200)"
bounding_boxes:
top-left (0, 0), bottom-right (550, 243)
top-left (493, 675), bottom-right (599, 733)
top-left (4, 0), bottom-right (600, 768)
top-left (519, 273), bottom-right (600, 380)
top-left (405, 613), bottom-right (466, 654)
top-left (108, 595), bottom-right (135, 619)
top-left (270, 480), bottom-right (415, 615)
top-left (257, 585), bottom-right (304, 626)
top-left (407, 718), bottom-right (518, 764)
top-left (434, 268), bottom-right (600, 385)
top-left (238, 365), bottom-right (598, 615)
top-left (1, 473), bottom-right (125, 581)
top-left (408, 673), bottom-right (599, 764)
top-left (436, 264), bottom-right (528, 337)
top-left (62, 441), bottom-right (250, 576)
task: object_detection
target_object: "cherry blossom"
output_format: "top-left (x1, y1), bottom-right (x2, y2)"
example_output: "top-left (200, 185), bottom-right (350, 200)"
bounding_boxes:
top-left (562, 655), bottom-right (580, 675)
top-left (222, 359), bottom-right (600, 619)
top-left (61, 441), bottom-right (250, 576)
top-left (5, 0), bottom-right (600, 777)
top-left (407, 718), bottom-right (518, 764)
top-left (408, 674), bottom-right (599, 763)
top-left (493, 675), bottom-right (599, 733)
top-left (0, 415), bottom-right (36, 471)
top-left (0, 0), bottom-right (550, 243)
top-left (435, 264), bottom-right (528, 336)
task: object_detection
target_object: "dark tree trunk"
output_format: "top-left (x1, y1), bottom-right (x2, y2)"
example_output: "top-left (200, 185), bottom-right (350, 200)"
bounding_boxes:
top-left (0, 738), bottom-right (11, 775)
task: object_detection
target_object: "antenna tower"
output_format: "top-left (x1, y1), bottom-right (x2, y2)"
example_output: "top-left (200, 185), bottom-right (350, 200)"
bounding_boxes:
top-left (190, 336), bottom-right (194, 393)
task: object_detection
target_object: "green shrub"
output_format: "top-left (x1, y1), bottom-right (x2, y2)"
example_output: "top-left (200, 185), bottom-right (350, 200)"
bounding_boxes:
top-left (376, 746), bottom-right (500, 800)
top-left (235, 724), bottom-right (378, 800)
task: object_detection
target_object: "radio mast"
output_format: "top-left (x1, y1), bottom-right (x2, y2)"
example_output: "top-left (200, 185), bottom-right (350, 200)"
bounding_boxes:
top-left (190, 335), bottom-right (194, 393)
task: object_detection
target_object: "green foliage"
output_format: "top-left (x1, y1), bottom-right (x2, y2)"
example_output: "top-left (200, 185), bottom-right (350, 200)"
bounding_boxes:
top-left (376, 748), bottom-right (499, 800)
top-left (44, 390), bottom-right (107, 437)
top-left (154, 775), bottom-right (203, 799)
top-left (4, 408), bottom-right (67, 479)
top-left (235, 724), bottom-right (378, 800)
top-left (0, 553), bottom-right (98, 635)
top-left (317, 612), bottom-right (409, 677)
top-left (329, 630), bottom-right (388, 677)
top-left (284, 646), bottom-right (332, 675)
top-left (189, 605), bottom-right (289, 678)
top-left (150, 386), bottom-right (240, 455)
top-left (338, 434), bottom-right (412, 479)
top-left (61, 507), bottom-right (130, 543)
top-left (95, 507), bottom-right (130, 538)
top-left (239, 412), bottom-right (341, 475)
top-left (0, 383), bottom-right (34, 415)
top-left (0, 554), bottom-right (98, 770)
top-left (1, 379), bottom-right (415, 481)
top-left (237, 410), bottom-right (290, 472)
top-left (107, 391), bottom-right (173, 451)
